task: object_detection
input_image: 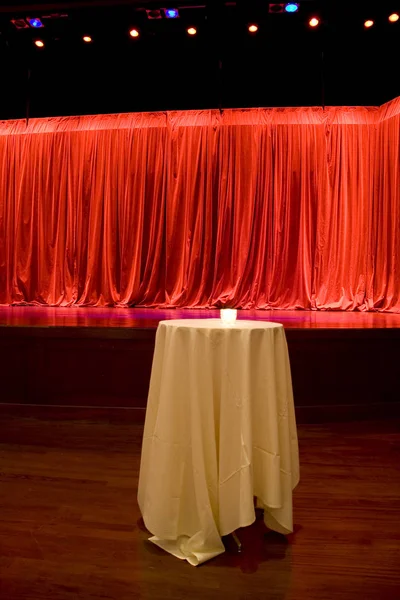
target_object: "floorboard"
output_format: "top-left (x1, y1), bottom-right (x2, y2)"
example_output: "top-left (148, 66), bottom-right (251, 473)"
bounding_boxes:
top-left (1, 417), bottom-right (400, 600)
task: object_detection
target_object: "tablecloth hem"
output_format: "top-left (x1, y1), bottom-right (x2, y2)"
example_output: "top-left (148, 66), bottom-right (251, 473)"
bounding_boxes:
top-left (148, 535), bottom-right (225, 566)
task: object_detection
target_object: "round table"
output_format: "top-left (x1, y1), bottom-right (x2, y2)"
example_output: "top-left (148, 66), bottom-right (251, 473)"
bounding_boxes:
top-left (138, 319), bottom-right (299, 565)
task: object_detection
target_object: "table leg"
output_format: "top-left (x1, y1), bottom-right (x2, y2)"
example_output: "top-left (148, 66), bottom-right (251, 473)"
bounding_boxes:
top-left (224, 501), bottom-right (264, 554)
top-left (232, 531), bottom-right (242, 553)
top-left (222, 532), bottom-right (243, 554)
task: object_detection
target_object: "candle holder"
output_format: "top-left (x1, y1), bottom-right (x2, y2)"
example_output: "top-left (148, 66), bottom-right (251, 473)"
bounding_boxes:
top-left (220, 308), bottom-right (237, 324)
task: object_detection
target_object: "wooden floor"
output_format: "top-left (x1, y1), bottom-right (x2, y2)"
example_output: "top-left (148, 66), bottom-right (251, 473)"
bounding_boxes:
top-left (1, 417), bottom-right (400, 600)
top-left (0, 306), bottom-right (400, 330)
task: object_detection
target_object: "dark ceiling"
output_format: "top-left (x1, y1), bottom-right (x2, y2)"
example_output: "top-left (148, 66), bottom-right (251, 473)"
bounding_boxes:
top-left (0, 0), bottom-right (399, 120)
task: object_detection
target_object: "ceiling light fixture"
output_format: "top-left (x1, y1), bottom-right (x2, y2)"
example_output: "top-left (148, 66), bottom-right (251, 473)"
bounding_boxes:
top-left (11, 18), bottom-right (29, 29)
top-left (28, 17), bottom-right (44, 28)
top-left (285, 3), bottom-right (299, 13)
top-left (164, 8), bottom-right (179, 19)
top-left (269, 3), bottom-right (285, 13)
top-left (146, 9), bottom-right (162, 19)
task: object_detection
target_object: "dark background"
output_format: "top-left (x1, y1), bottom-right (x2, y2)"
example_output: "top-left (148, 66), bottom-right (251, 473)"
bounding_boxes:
top-left (0, 0), bottom-right (399, 120)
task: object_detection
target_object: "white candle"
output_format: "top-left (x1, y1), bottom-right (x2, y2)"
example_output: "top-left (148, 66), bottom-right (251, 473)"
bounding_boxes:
top-left (220, 309), bottom-right (237, 324)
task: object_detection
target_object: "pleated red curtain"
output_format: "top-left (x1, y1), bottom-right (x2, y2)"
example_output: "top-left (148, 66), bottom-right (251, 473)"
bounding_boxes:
top-left (0, 99), bottom-right (399, 310)
top-left (367, 97), bottom-right (400, 311)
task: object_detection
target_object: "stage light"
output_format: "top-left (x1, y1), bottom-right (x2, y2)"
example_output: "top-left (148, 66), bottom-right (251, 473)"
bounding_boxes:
top-left (164, 8), bottom-right (179, 19)
top-left (285, 3), bottom-right (299, 13)
top-left (364, 19), bottom-right (374, 28)
top-left (83, 36), bottom-right (92, 43)
top-left (248, 24), bottom-right (259, 33)
top-left (28, 18), bottom-right (43, 28)
top-left (146, 9), bottom-right (162, 20)
top-left (129, 28), bottom-right (140, 38)
top-left (34, 40), bottom-right (44, 47)
top-left (11, 18), bottom-right (29, 29)
top-left (389, 13), bottom-right (399, 22)
top-left (309, 17), bottom-right (320, 27)
top-left (269, 3), bottom-right (285, 13)
top-left (187, 27), bottom-right (197, 35)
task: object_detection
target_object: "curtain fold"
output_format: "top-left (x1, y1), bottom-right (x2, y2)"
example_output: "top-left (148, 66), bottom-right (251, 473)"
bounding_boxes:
top-left (0, 100), bottom-right (399, 310)
top-left (367, 98), bottom-right (400, 311)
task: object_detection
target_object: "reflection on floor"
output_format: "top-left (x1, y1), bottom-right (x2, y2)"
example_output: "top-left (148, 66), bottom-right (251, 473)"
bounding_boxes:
top-left (0, 306), bottom-right (400, 329)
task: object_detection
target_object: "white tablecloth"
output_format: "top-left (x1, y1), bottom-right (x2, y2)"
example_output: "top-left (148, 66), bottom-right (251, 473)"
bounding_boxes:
top-left (138, 319), bottom-right (299, 565)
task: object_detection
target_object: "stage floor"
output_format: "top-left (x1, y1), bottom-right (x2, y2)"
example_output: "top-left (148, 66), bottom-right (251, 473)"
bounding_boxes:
top-left (1, 306), bottom-right (399, 423)
top-left (0, 306), bottom-right (400, 329)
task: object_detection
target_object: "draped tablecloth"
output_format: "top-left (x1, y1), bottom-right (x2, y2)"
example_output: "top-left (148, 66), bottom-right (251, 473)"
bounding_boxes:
top-left (137, 319), bottom-right (299, 565)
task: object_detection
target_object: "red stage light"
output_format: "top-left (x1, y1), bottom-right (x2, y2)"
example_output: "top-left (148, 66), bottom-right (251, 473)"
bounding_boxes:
top-left (34, 40), bottom-right (44, 47)
top-left (11, 18), bottom-right (29, 29)
top-left (364, 19), bottom-right (374, 28)
top-left (269, 3), bottom-right (285, 13)
top-left (83, 36), bottom-right (92, 43)
top-left (187, 27), bottom-right (197, 35)
top-left (389, 13), bottom-right (399, 22)
top-left (129, 28), bottom-right (140, 38)
top-left (309, 17), bottom-right (320, 28)
top-left (248, 24), bottom-right (259, 33)
top-left (146, 9), bottom-right (162, 20)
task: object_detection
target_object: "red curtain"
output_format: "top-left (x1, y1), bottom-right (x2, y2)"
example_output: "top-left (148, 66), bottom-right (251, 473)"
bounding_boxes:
top-left (367, 97), bottom-right (400, 311)
top-left (0, 100), bottom-right (399, 310)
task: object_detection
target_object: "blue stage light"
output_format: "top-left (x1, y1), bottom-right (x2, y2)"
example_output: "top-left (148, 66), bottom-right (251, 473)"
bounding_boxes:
top-left (28, 18), bottom-right (44, 28)
top-left (164, 8), bottom-right (179, 19)
top-left (285, 3), bottom-right (299, 13)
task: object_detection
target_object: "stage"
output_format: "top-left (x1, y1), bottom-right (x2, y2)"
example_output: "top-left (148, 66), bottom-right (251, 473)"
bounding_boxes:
top-left (0, 306), bottom-right (399, 423)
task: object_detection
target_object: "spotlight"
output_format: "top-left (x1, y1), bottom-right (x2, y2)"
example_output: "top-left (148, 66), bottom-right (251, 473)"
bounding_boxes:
top-left (28, 17), bottom-right (43, 28)
top-left (187, 27), bottom-right (197, 35)
top-left (83, 36), bottom-right (92, 43)
top-left (364, 19), bottom-right (374, 28)
top-left (248, 24), bottom-right (259, 33)
top-left (285, 3), bottom-right (299, 13)
top-left (34, 40), bottom-right (44, 47)
top-left (269, 3), bottom-right (285, 13)
top-left (309, 17), bottom-right (320, 27)
top-left (129, 28), bottom-right (140, 38)
top-left (146, 9), bottom-right (162, 19)
top-left (164, 8), bottom-right (179, 19)
top-left (11, 18), bottom-right (29, 29)
top-left (389, 13), bottom-right (399, 22)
